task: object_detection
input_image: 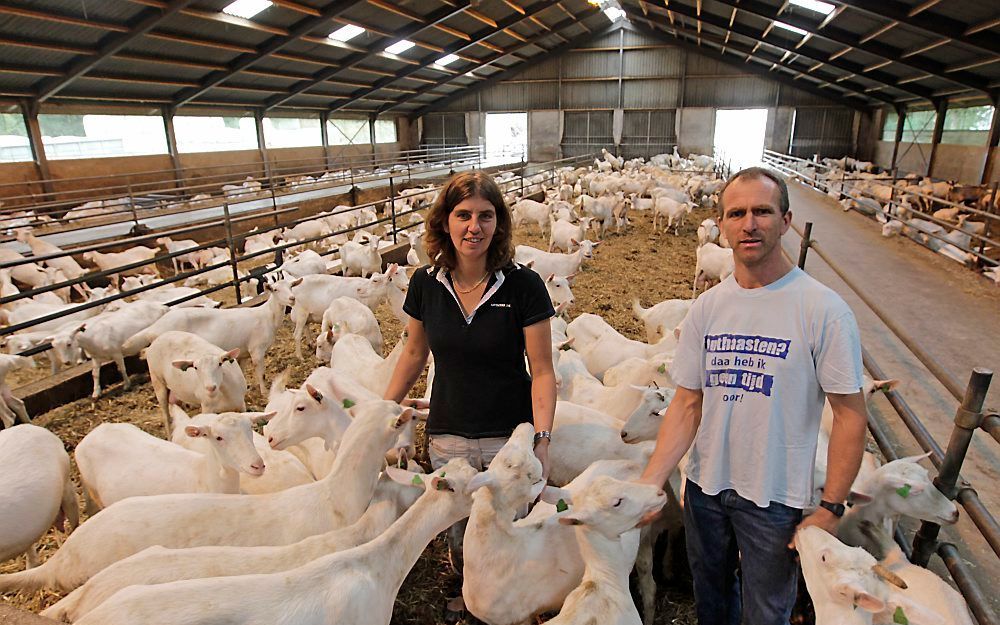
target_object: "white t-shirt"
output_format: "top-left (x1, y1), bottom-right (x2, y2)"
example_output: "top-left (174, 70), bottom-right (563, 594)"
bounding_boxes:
top-left (671, 267), bottom-right (863, 509)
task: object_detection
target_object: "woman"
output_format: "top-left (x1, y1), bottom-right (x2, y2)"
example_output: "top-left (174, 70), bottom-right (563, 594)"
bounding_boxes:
top-left (383, 170), bottom-right (556, 621)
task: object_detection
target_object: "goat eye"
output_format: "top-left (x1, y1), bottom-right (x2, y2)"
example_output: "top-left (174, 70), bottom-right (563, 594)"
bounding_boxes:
top-left (216, 436), bottom-right (223, 441)
top-left (612, 498), bottom-right (622, 507)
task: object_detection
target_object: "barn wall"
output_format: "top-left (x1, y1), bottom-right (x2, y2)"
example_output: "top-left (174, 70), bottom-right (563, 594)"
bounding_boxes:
top-left (423, 23), bottom-right (856, 161)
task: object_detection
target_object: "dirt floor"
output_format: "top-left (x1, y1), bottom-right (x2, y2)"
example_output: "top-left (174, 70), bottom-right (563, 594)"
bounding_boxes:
top-left (0, 203), bottom-right (715, 624)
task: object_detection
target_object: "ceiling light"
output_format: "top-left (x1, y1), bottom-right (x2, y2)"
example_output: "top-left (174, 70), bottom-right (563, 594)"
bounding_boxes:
top-left (436, 54), bottom-right (460, 67)
top-left (774, 21), bottom-right (808, 36)
top-left (789, 0), bottom-right (835, 15)
top-left (604, 6), bottom-right (625, 21)
top-left (328, 24), bottom-right (364, 42)
top-left (222, 0), bottom-right (272, 20)
top-left (385, 40), bottom-right (415, 55)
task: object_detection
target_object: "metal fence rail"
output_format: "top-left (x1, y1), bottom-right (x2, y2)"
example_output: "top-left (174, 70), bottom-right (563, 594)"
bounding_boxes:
top-left (763, 150), bottom-right (1000, 276)
top-left (795, 221), bottom-right (998, 625)
top-left (0, 152), bottom-right (593, 373)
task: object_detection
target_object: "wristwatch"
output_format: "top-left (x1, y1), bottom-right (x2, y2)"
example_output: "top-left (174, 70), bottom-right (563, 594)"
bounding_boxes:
top-left (818, 499), bottom-right (846, 517)
top-left (533, 430), bottom-right (551, 445)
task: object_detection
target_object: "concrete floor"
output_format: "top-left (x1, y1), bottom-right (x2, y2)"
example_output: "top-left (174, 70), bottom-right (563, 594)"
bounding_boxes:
top-left (779, 180), bottom-right (1000, 614)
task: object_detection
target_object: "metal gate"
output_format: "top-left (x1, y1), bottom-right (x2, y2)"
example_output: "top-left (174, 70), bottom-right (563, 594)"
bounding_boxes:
top-left (561, 111), bottom-right (614, 158)
top-left (789, 107), bottom-right (854, 159)
top-left (621, 110), bottom-right (677, 159)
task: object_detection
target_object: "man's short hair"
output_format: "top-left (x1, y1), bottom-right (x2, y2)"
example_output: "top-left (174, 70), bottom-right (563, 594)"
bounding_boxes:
top-left (718, 167), bottom-right (790, 215)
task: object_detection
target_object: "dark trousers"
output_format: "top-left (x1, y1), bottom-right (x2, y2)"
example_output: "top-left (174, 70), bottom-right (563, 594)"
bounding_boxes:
top-left (683, 479), bottom-right (803, 625)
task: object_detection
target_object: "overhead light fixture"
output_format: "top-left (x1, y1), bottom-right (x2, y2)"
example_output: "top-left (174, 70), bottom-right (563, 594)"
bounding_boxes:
top-left (789, 0), bottom-right (835, 15)
top-left (436, 54), bottom-right (460, 67)
top-left (328, 24), bottom-right (364, 42)
top-left (385, 40), bottom-right (415, 55)
top-left (222, 0), bottom-right (272, 20)
top-left (604, 6), bottom-right (625, 21)
top-left (774, 21), bottom-right (808, 36)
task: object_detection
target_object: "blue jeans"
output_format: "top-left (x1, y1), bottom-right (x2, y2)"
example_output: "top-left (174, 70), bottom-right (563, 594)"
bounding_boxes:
top-left (684, 479), bottom-right (803, 625)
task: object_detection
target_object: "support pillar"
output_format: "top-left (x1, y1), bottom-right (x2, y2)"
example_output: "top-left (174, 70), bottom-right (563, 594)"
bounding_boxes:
top-left (320, 111), bottom-right (331, 170)
top-left (161, 106), bottom-right (183, 188)
top-left (254, 109), bottom-right (272, 183)
top-left (926, 99), bottom-right (948, 177)
top-left (369, 113), bottom-right (377, 168)
top-left (890, 105), bottom-right (906, 171)
top-left (19, 100), bottom-right (53, 195)
top-left (981, 97), bottom-right (999, 184)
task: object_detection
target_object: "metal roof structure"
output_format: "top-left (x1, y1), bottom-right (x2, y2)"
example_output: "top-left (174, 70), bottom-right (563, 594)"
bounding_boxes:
top-left (620, 0), bottom-right (999, 109)
top-left (0, 0), bottom-right (996, 116)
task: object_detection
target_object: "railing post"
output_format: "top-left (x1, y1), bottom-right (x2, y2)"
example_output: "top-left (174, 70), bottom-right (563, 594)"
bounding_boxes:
top-left (127, 180), bottom-right (139, 230)
top-left (389, 175), bottom-right (398, 246)
top-left (978, 182), bottom-right (997, 266)
top-left (797, 221), bottom-right (814, 270)
top-left (222, 201), bottom-right (243, 305)
top-left (520, 157), bottom-right (526, 198)
top-left (910, 368), bottom-right (994, 567)
top-left (270, 184), bottom-right (279, 229)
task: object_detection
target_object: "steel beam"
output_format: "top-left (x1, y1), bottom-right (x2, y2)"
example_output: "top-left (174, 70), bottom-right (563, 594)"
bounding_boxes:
top-left (392, 10), bottom-right (602, 115)
top-left (264, 1), bottom-right (474, 111)
top-left (629, 6), bottom-right (893, 106)
top-left (832, 0), bottom-right (1000, 58)
top-left (632, 21), bottom-right (867, 111)
top-left (982, 97), bottom-right (1000, 185)
top-left (411, 21), bottom-right (616, 117)
top-left (698, 0), bottom-right (991, 95)
top-left (172, 0), bottom-right (366, 107)
top-left (18, 100), bottom-right (52, 195)
top-left (639, 0), bottom-right (937, 102)
top-left (36, 0), bottom-right (196, 102)
top-left (327, 0), bottom-right (565, 114)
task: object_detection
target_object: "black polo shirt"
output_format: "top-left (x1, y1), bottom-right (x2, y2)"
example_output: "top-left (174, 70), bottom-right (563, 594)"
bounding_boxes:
top-left (403, 263), bottom-right (555, 438)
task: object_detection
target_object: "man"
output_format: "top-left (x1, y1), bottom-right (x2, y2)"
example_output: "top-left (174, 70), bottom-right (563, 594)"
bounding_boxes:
top-left (638, 167), bottom-right (869, 625)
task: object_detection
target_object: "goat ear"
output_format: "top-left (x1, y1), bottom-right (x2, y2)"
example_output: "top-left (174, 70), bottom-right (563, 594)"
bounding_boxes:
top-left (222, 348), bottom-right (240, 363)
top-left (291, 277), bottom-right (304, 287)
top-left (431, 476), bottom-right (454, 492)
top-left (874, 378), bottom-right (900, 393)
top-left (172, 360), bottom-right (194, 371)
top-left (546, 273), bottom-right (555, 282)
top-left (466, 470), bottom-right (497, 493)
top-left (304, 383), bottom-right (323, 403)
top-left (385, 466), bottom-right (424, 488)
top-left (847, 490), bottom-right (874, 505)
top-left (184, 425), bottom-right (206, 438)
top-left (558, 516), bottom-right (585, 526)
top-left (896, 451), bottom-right (932, 465)
top-left (394, 407), bottom-right (414, 427)
top-left (539, 486), bottom-right (573, 506)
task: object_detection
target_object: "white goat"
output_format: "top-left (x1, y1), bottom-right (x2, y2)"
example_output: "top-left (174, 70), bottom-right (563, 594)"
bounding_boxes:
top-left (340, 235), bottom-right (383, 277)
top-left (631, 298), bottom-right (692, 344)
top-left (0, 424), bottom-right (78, 568)
top-left (75, 416), bottom-right (264, 511)
top-left (0, 354), bottom-right (33, 427)
top-left (0, 400), bottom-right (413, 594)
top-left (544, 476), bottom-right (667, 625)
top-left (315, 296), bottom-right (383, 361)
top-left (515, 240), bottom-right (598, 278)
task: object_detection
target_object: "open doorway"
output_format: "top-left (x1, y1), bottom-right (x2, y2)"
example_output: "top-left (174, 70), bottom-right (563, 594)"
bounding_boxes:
top-left (485, 112), bottom-right (527, 162)
top-left (713, 108), bottom-right (768, 172)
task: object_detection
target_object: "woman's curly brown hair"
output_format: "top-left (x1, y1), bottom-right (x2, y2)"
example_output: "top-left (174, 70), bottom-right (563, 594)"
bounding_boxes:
top-left (424, 171), bottom-right (515, 272)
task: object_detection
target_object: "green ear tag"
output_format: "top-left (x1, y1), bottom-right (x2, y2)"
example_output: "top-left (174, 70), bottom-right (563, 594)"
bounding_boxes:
top-left (893, 606), bottom-right (909, 624)
top-left (657, 363), bottom-right (667, 374)
top-left (439, 471), bottom-right (446, 478)
top-left (896, 484), bottom-right (912, 498)
top-left (342, 398), bottom-right (356, 409)
top-left (556, 499), bottom-right (569, 513)
top-left (411, 475), bottom-right (423, 486)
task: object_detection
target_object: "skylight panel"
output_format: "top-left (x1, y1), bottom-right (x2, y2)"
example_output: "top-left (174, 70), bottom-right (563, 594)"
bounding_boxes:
top-left (774, 21), bottom-right (808, 36)
top-left (604, 6), bottom-right (625, 21)
top-left (329, 24), bottom-right (365, 42)
top-left (436, 54), bottom-right (460, 67)
top-left (789, 0), bottom-right (835, 15)
top-left (222, 0), bottom-right (272, 20)
top-left (385, 40), bottom-right (415, 55)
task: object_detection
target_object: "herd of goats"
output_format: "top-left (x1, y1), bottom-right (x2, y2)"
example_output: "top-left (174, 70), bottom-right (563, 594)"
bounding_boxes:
top-left (0, 148), bottom-right (979, 625)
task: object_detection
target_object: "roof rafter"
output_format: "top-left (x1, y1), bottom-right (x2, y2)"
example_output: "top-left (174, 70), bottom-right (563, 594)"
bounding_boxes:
top-left (832, 0), bottom-right (1000, 58)
top-left (326, 0), bottom-right (566, 114)
top-left (631, 20), bottom-right (866, 111)
top-left (636, 0), bottom-right (935, 102)
top-left (172, 0), bottom-right (366, 108)
top-left (36, 0), bottom-right (196, 102)
top-left (263, 1), bottom-right (477, 111)
top-left (384, 7), bottom-right (602, 115)
top-left (412, 18), bottom-right (617, 117)
top-left (703, 0), bottom-right (990, 94)
top-left (627, 7), bottom-right (892, 105)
